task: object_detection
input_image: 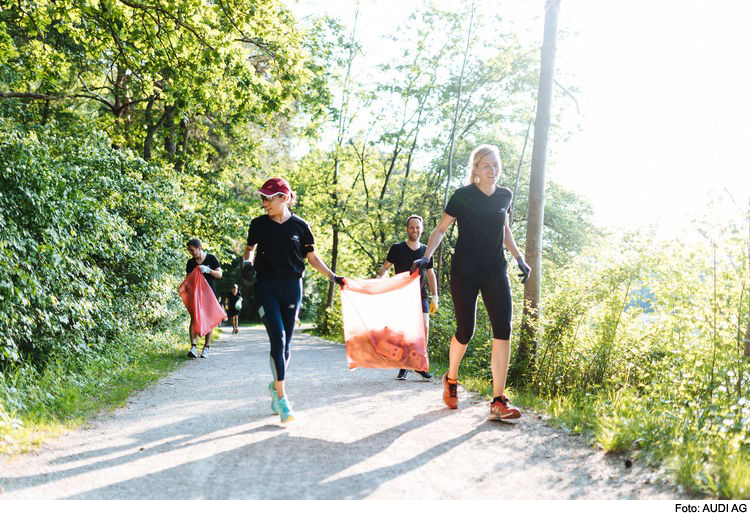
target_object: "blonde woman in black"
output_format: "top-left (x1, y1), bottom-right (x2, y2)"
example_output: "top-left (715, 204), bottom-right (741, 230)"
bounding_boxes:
top-left (413, 145), bottom-right (530, 420)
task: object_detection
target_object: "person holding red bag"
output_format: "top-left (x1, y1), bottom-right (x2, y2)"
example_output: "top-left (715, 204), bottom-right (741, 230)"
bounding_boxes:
top-left (243, 178), bottom-right (344, 424)
top-left (185, 238), bottom-right (223, 358)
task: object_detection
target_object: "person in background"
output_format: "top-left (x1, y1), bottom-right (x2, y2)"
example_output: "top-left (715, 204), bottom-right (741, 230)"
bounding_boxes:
top-left (225, 283), bottom-right (242, 334)
top-left (243, 177), bottom-right (344, 424)
top-left (376, 215), bottom-right (438, 381)
top-left (412, 145), bottom-right (530, 420)
top-left (185, 238), bottom-right (223, 358)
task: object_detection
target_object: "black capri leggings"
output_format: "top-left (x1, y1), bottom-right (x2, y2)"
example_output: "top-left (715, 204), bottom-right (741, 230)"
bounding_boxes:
top-left (450, 271), bottom-right (512, 344)
top-left (255, 277), bottom-right (302, 382)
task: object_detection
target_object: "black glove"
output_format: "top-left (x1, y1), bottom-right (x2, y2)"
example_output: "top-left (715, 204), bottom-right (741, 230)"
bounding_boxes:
top-left (329, 274), bottom-right (345, 286)
top-left (516, 256), bottom-right (531, 284)
top-left (410, 257), bottom-right (430, 273)
top-left (242, 261), bottom-right (256, 282)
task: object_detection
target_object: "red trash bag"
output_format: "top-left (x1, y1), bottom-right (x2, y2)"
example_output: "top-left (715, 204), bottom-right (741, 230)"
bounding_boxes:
top-left (341, 271), bottom-right (428, 371)
top-left (178, 267), bottom-right (227, 337)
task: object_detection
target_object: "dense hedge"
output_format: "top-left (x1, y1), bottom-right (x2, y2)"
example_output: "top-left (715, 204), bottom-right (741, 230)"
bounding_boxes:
top-left (0, 123), bottom-right (187, 371)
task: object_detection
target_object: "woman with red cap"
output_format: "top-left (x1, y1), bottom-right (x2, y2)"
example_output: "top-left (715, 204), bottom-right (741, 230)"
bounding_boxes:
top-left (243, 177), bottom-right (344, 423)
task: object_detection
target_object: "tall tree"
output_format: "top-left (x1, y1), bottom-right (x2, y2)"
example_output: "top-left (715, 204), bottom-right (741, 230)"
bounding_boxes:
top-left (515, 0), bottom-right (561, 380)
top-left (0, 0), bottom-right (311, 168)
top-left (325, 6), bottom-right (360, 309)
top-left (436, 0), bottom-right (475, 287)
top-left (745, 196), bottom-right (750, 358)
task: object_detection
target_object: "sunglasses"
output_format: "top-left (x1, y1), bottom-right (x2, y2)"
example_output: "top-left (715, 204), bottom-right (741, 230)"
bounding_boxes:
top-left (260, 193), bottom-right (285, 202)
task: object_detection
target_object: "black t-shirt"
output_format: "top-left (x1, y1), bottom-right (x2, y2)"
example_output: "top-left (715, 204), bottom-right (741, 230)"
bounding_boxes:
top-left (445, 184), bottom-right (512, 277)
top-left (186, 253), bottom-right (221, 292)
top-left (386, 241), bottom-right (433, 300)
top-left (226, 291), bottom-right (241, 312)
top-left (246, 214), bottom-right (315, 279)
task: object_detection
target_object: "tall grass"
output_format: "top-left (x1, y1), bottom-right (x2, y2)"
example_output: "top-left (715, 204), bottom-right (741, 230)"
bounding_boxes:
top-left (424, 205), bottom-right (749, 497)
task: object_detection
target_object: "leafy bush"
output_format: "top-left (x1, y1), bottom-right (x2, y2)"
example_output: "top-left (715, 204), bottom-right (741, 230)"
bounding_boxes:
top-left (0, 121), bottom-right (196, 372)
top-left (0, 122), bottom-right (245, 452)
top-left (521, 216), bottom-right (750, 498)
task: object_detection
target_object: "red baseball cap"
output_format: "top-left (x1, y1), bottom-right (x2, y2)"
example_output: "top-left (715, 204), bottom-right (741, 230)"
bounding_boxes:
top-left (256, 177), bottom-right (291, 197)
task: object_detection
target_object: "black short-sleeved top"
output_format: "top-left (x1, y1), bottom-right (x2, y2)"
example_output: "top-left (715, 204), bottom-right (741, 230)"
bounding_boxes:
top-left (386, 241), bottom-right (433, 300)
top-left (186, 253), bottom-right (221, 292)
top-left (445, 184), bottom-right (512, 278)
top-left (246, 214), bottom-right (315, 279)
top-left (226, 291), bottom-right (242, 314)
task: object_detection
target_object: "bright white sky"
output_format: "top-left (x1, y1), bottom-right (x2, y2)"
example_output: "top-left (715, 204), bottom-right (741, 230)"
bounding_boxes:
top-left (288, 0), bottom-right (750, 236)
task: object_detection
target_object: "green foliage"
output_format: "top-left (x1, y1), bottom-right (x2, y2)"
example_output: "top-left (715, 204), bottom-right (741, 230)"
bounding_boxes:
top-left (0, 0), bottom-right (321, 168)
top-left (312, 300), bottom-right (344, 343)
top-left (284, 0), bottom-right (596, 322)
top-left (0, 123), bottom-right (191, 369)
top-left (513, 204), bottom-right (750, 498)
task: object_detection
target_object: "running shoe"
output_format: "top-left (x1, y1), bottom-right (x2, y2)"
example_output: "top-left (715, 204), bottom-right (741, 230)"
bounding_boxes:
top-left (489, 395), bottom-right (521, 420)
top-left (187, 345), bottom-right (198, 359)
top-left (200, 346), bottom-right (210, 358)
top-left (269, 382), bottom-right (280, 415)
top-left (416, 370), bottom-right (433, 381)
top-left (442, 373), bottom-right (458, 409)
top-left (396, 369), bottom-right (408, 380)
top-left (278, 397), bottom-right (295, 423)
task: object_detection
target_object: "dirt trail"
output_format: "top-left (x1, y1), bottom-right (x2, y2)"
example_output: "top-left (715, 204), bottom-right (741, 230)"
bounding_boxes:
top-left (0, 326), bottom-right (678, 499)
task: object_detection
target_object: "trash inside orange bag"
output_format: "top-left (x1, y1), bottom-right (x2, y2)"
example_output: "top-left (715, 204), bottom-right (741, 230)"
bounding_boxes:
top-left (179, 267), bottom-right (227, 337)
top-left (341, 271), bottom-right (428, 370)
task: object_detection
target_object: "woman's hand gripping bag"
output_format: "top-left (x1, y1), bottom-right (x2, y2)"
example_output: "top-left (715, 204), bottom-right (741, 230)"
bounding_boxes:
top-left (178, 267), bottom-right (227, 337)
top-left (340, 271), bottom-right (428, 371)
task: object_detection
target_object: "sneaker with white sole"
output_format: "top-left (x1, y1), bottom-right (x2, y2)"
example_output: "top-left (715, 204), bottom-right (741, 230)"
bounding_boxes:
top-left (187, 345), bottom-right (198, 359)
top-left (278, 397), bottom-right (295, 423)
top-left (200, 346), bottom-right (210, 358)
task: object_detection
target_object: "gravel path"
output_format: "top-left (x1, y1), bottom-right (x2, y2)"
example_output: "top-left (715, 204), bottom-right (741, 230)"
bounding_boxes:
top-left (0, 326), bottom-right (679, 499)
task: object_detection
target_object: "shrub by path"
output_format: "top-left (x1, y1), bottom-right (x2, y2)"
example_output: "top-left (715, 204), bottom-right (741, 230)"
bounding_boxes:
top-left (0, 326), bottom-right (678, 499)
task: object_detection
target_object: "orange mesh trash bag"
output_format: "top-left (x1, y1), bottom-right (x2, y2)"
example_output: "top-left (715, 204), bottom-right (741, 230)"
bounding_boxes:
top-left (341, 271), bottom-right (428, 370)
top-left (178, 267), bottom-right (227, 337)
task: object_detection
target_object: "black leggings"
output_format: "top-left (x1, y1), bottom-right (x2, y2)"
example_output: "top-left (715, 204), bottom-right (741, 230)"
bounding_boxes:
top-left (255, 277), bottom-right (302, 382)
top-left (450, 272), bottom-right (512, 344)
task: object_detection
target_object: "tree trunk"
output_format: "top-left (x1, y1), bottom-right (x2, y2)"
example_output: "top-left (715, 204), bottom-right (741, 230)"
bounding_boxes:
top-left (396, 95), bottom-right (428, 224)
top-left (143, 96), bottom-right (158, 161)
top-left (326, 154), bottom-right (341, 308)
top-left (437, 0), bottom-right (475, 284)
top-left (325, 7), bottom-right (358, 309)
top-left (175, 118), bottom-right (189, 172)
top-left (164, 106), bottom-right (177, 159)
top-left (510, 112), bottom-right (534, 228)
top-left (514, 0), bottom-right (561, 383)
top-left (745, 195), bottom-right (750, 357)
top-left (326, 217), bottom-right (340, 308)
